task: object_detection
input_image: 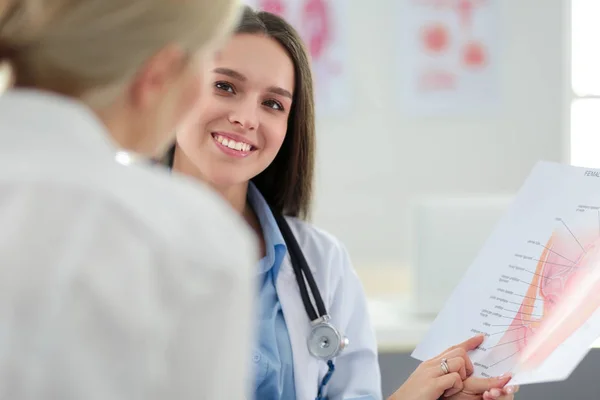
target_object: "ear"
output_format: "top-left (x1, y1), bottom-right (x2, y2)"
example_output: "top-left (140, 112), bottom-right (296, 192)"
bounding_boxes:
top-left (128, 45), bottom-right (188, 110)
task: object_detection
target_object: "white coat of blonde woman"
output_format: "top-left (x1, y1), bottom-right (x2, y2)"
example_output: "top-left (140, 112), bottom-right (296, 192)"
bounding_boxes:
top-left (0, 1), bottom-right (257, 399)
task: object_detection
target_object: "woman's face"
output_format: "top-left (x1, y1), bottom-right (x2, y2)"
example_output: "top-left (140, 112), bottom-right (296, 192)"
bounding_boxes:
top-left (175, 33), bottom-right (295, 188)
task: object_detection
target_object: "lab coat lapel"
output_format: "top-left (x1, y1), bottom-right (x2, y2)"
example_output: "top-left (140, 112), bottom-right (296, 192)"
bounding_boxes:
top-left (276, 254), bottom-right (319, 400)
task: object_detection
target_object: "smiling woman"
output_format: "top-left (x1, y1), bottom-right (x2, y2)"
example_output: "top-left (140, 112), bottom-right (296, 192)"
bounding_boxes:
top-left (162, 5), bottom-right (516, 400)
top-left (164, 7), bottom-right (314, 219)
top-left (174, 32), bottom-right (297, 197)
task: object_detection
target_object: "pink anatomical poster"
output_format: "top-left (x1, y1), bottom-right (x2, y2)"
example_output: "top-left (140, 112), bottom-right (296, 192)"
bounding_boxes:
top-left (398, 0), bottom-right (500, 115)
top-left (412, 161), bottom-right (600, 386)
top-left (242, 0), bottom-right (349, 116)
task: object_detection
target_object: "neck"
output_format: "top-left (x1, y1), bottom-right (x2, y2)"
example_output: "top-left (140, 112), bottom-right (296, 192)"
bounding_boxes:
top-left (171, 144), bottom-right (252, 217)
top-left (219, 183), bottom-right (264, 258)
top-left (217, 182), bottom-right (250, 215)
top-left (93, 102), bottom-right (154, 156)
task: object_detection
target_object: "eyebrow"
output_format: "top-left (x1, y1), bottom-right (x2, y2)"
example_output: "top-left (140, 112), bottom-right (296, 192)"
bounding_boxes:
top-left (213, 67), bottom-right (246, 81)
top-left (213, 67), bottom-right (293, 100)
top-left (267, 86), bottom-right (293, 100)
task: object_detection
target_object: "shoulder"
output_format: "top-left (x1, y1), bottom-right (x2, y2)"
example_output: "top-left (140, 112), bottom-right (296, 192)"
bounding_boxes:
top-left (5, 160), bottom-right (257, 274)
top-left (99, 164), bottom-right (257, 270)
top-left (284, 217), bottom-right (346, 256)
top-left (283, 216), bottom-right (353, 282)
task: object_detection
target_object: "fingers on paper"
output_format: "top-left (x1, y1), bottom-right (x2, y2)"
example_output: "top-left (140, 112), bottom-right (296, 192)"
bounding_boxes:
top-left (437, 334), bottom-right (483, 365)
top-left (439, 334), bottom-right (484, 355)
top-left (455, 334), bottom-right (485, 352)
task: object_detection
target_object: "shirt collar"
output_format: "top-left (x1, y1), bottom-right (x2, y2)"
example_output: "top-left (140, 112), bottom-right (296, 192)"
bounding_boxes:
top-left (247, 182), bottom-right (287, 276)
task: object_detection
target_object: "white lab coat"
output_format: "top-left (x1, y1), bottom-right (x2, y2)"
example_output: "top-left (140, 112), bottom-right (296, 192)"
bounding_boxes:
top-left (277, 217), bottom-right (383, 400)
top-left (0, 89), bottom-right (257, 400)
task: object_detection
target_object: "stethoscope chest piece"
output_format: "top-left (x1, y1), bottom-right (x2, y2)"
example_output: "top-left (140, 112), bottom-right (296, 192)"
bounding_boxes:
top-left (307, 315), bottom-right (349, 360)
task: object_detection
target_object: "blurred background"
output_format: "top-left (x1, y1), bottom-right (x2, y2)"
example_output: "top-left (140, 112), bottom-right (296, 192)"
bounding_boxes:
top-left (245, 0), bottom-right (600, 398)
top-left (2, 0), bottom-right (596, 397)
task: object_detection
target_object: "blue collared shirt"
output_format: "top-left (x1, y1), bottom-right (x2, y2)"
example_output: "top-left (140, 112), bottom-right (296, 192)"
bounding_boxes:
top-left (247, 182), bottom-right (296, 400)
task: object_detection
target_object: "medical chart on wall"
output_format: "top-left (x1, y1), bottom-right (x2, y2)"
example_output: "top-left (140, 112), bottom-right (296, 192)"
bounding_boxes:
top-left (242, 0), bottom-right (350, 116)
top-left (412, 161), bottom-right (600, 385)
top-left (398, 0), bottom-right (501, 115)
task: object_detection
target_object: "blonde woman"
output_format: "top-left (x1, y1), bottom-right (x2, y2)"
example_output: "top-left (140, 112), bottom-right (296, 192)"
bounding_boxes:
top-left (0, 1), bottom-right (257, 399)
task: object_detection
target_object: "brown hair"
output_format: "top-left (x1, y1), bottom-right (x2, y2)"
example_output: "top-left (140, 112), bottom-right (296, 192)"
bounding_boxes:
top-left (167, 5), bottom-right (316, 219)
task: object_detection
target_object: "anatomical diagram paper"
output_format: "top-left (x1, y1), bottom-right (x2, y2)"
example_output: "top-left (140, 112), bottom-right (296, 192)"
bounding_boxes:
top-left (412, 161), bottom-right (600, 385)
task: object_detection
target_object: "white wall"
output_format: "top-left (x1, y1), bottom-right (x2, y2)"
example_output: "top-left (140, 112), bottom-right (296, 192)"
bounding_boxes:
top-left (311, 0), bottom-right (568, 272)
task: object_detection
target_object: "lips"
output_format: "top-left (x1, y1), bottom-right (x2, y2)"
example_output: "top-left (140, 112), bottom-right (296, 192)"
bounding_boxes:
top-left (212, 132), bottom-right (254, 152)
top-left (211, 132), bottom-right (256, 158)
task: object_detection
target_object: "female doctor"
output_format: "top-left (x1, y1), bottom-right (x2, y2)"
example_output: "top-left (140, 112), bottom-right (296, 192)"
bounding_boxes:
top-left (165, 6), bottom-right (518, 400)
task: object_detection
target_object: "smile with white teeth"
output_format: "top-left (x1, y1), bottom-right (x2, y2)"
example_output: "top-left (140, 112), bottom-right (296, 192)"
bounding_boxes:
top-left (213, 134), bottom-right (253, 152)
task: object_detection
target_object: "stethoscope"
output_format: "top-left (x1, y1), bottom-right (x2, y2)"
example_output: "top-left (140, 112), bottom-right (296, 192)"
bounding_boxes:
top-left (272, 211), bottom-right (349, 400)
top-left (117, 151), bottom-right (349, 399)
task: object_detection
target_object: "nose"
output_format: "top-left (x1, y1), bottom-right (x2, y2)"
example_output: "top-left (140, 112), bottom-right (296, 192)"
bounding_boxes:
top-left (228, 99), bottom-right (259, 131)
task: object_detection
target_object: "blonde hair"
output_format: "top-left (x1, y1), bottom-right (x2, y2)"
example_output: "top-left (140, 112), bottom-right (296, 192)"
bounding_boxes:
top-left (0, 0), bottom-right (240, 106)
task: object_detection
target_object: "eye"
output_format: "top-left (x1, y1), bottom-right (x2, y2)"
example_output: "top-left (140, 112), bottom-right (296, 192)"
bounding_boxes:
top-left (215, 81), bottom-right (235, 94)
top-left (263, 99), bottom-right (284, 111)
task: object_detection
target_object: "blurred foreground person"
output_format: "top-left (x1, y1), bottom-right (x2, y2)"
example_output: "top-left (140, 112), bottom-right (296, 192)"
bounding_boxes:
top-left (0, 1), bottom-right (257, 399)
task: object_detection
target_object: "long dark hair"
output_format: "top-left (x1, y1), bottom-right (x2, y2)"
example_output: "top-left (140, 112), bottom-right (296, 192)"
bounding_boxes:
top-left (165, 5), bottom-right (316, 219)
